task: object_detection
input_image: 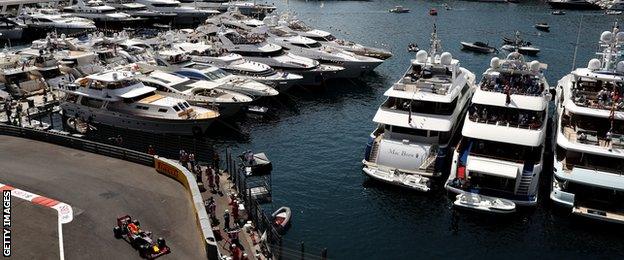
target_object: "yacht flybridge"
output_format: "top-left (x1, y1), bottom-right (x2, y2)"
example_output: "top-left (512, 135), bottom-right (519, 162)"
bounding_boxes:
top-left (551, 26), bottom-right (624, 224)
top-left (362, 27), bottom-right (476, 192)
top-left (58, 70), bottom-right (219, 135)
top-left (445, 52), bottom-right (551, 209)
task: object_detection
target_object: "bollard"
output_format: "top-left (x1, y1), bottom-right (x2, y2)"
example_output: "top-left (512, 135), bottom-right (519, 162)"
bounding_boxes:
top-left (321, 248), bottom-right (327, 260)
top-left (300, 241), bottom-right (304, 260)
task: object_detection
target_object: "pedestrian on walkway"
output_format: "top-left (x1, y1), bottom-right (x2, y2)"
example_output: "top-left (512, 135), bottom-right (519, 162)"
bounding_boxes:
top-left (224, 210), bottom-right (230, 230)
top-left (181, 151), bottom-right (189, 169)
top-left (214, 171), bottom-right (221, 191)
top-left (189, 153), bottom-right (196, 169)
top-left (179, 149), bottom-right (185, 164)
top-left (147, 145), bottom-right (155, 155)
top-left (212, 151), bottom-right (220, 172)
top-left (231, 199), bottom-right (239, 226)
top-left (206, 167), bottom-right (214, 191)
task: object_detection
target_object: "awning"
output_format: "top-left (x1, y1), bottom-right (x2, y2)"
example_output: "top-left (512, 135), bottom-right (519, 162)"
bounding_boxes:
top-left (555, 168), bottom-right (624, 191)
top-left (467, 158), bottom-right (518, 179)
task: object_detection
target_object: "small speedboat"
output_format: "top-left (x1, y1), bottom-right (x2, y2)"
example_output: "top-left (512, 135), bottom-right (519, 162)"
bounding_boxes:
top-left (240, 151), bottom-right (273, 176)
top-left (552, 10), bottom-right (566, 15)
top-left (272, 206), bottom-right (291, 234)
top-left (460, 41), bottom-right (497, 54)
top-left (453, 193), bottom-right (516, 214)
top-left (429, 8), bottom-right (438, 16)
top-left (501, 45), bottom-right (540, 56)
top-left (444, 3), bottom-right (452, 10)
top-left (389, 5), bottom-right (410, 13)
top-left (534, 23), bottom-right (550, 32)
top-left (247, 106), bottom-right (268, 114)
top-left (407, 43), bottom-right (420, 52)
top-left (606, 10), bottom-right (623, 15)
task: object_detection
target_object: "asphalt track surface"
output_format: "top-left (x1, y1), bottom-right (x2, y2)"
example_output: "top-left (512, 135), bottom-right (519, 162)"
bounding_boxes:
top-left (12, 201), bottom-right (59, 259)
top-left (0, 135), bottom-right (205, 259)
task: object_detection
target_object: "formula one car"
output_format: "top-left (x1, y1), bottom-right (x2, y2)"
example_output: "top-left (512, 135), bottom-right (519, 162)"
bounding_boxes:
top-left (113, 215), bottom-right (171, 259)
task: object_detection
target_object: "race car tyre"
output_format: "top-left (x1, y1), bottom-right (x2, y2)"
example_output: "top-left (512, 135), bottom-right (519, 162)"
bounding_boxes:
top-left (113, 226), bottom-right (122, 239)
top-left (157, 237), bottom-right (166, 248)
top-left (138, 244), bottom-right (150, 258)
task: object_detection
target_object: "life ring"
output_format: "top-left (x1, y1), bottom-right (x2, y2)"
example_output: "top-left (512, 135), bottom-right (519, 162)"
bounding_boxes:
top-left (192, 126), bottom-right (203, 136)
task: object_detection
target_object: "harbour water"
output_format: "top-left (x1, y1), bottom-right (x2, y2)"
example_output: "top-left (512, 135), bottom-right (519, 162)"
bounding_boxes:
top-left (212, 1), bottom-right (624, 259)
top-left (15, 0), bottom-right (624, 258)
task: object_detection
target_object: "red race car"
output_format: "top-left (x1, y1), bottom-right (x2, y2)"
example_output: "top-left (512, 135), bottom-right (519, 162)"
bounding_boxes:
top-left (113, 215), bottom-right (171, 259)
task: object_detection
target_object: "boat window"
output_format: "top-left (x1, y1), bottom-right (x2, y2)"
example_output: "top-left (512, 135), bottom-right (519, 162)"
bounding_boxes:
top-left (383, 97), bottom-right (457, 115)
top-left (460, 83), bottom-right (470, 96)
top-left (158, 108), bottom-right (168, 113)
top-left (466, 138), bottom-right (542, 163)
top-left (391, 126), bottom-right (428, 136)
top-left (234, 49), bottom-right (285, 58)
top-left (170, 82), bottom-right (193, 92)
top-left (135, 105), bottom-right (149, 110)
top-left (153, 3), bottom-right (180, 7)
top-left (468, 104), bottom-right (545, 130)
top-left (182, 102), bottom-right (190, 108)
top-left (173, 105), bottom-right (180, 112)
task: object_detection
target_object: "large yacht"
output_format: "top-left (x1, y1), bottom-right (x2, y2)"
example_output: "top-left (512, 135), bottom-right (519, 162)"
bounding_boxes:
top-left (16, 8), bottom-right (96, 36)
top-left (105, 0), bottom-right (177, 25)
top-left (268, 15), bottom-right (393, 60)
top-left (445, 52), bottom-right (551, 209)
top-left (265, 26), bottom-right (384, 78)
top-left (179, 0), bottom-right (276, 17)
top-left (547, 0), bottom-right (600, 10)
top-left (551, 27), bottom-right (624, 224)
top-left (362, 28), bottom-right (476, 192)
top-left (214, 28), bottom-right (343, 86)
top-left (133, 0), bottom-right (219, 25)
top-left (136, 69), bottom-right (253, 117)
top-left (58, 70), bottom-right (220, 135)
top-left (62, 0), bottom-right (144, 28)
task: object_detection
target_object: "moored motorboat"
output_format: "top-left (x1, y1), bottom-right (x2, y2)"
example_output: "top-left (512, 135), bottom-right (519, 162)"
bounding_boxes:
top-left (389, 6), bottom-right (410, 13)
top-left (271, 206), bottom-right (291, 233)
top-left (453, 193), bottom-right (516, 214)
top-left (460, 41), bottom-right (497, 54)
top-left (535, 23), bottom-right (550, 32)
top-left (501, 45), bottom-right (540, 56)
top-left (552, 10), bottom-right (566, 15)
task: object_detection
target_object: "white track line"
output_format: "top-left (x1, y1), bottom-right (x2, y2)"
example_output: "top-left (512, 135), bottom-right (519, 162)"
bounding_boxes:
top-left (0, 183), bottom-right (73, 260)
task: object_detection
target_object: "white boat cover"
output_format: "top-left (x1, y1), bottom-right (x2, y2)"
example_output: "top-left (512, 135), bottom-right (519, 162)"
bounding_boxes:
top-left (375, 139), bottom-right (431, 171)
top-left (467, 157), bottom-right (518, 179)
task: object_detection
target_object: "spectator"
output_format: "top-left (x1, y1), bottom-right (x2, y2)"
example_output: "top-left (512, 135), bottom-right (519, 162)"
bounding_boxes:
top-left (212, 152), bottom-right (220, 172)
top-left (215, 172), bottom-right (221, 191)
top-left (224, 210), bottom-right (230, 230)
top-left (147, 145), bottom-right (155, 156)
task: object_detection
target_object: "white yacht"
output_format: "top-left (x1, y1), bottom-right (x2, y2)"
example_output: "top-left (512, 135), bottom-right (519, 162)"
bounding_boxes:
top-left (445, 52), bottom-right (551, 209)
top-left (265, 26), bottom-right (383, 78)
top-left (137, 69), bottom-right (253, 117)
top-left (58, 70), bottom-right (219, 135)
top-left (269, 15), bottom-right (393, 60)
top-left (551, 27), bottom-right (624, 224)
top-left (16, 8), bottom-right (96, 36)
top-left (133, 0), bottom-right (219, 25)
top-left (172, 66), bottom-right (279, 98)
top-left (215, 29), bottom-right (343, 86)
top-left (191, 53), bottom-right (303, 91)
top-left (105, 0), bottom-right (177, 24)
top-left (179, 0), bottom-right (276, 17)
top-left (0, 52), bottom-right (46, 98)
top-left (62, 0), bottom-right (144, 27)
top-left (362, 29), bottom-right (476, 192)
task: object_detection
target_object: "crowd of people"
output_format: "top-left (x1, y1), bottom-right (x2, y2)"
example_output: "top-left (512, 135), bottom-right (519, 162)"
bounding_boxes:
top-left (481, 73), bottom-right (544, 96)
top-left (178, 149), bottom-right (251, 260)
top-left (469, 104), bottom-right (543, 129)
top-left (573, 80), bottom-right (624, 111)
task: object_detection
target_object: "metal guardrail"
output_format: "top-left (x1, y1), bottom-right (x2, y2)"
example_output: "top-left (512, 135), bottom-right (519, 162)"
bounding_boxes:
top-left (0, 124), bottom-right (154, 166)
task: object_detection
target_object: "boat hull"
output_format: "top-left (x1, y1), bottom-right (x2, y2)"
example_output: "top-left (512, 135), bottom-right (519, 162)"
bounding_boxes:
top-left (61, 103), bottom-right (214, 135)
